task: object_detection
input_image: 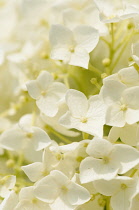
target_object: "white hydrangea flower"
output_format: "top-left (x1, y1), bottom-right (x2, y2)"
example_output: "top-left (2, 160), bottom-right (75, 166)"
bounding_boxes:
top-left (26, 71), bottom-right (67, 117)
top-left (93, 176), bottom-right (138, 210)
top-left (63, 7), bottom-right (108, 35)
top-left (0, 115), bottom-right (52, 152)
top-left (34, 170), bottom-right (90, 210)
top-left (22, 140), bottom-right (84, 182)
top-left (60, 89), bottom-right (106, 137)
top-left (100, 80), bottom-right (139, 127)
top-left (80, 137), bottom-right (139, 183)
top-left (103, 66), bottom-right (139, 87)
top-left (15, 186), bottom-right (51, 210)
top-left (108, 123), bottom-right (139, 146)
top-left (94, 0), bottom-right (139, 23)
top-left (49, 24), bottom-right (99, 69)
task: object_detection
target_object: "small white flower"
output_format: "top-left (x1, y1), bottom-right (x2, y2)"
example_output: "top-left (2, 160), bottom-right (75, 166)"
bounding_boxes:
top-left (49, 24), bottom-right (99, 69)
top-left (100, 80), bottom-right (139, 127)
top-left (60, 89), bottom-right (106, 137)
top-left (34, 170), bottom-right (90, 210)
top-left (80, 137), bottom-right (139, 183)
top-left (15, 186), bottom-right (51, 210)
top-left (103, 66), bottom-right (139, 87)
top-left (26, 71), bottom-right (67, 117)
top-left (93, 176), bottom-right (138, 210)
top-left (94, 0), bottom-right (139, 23)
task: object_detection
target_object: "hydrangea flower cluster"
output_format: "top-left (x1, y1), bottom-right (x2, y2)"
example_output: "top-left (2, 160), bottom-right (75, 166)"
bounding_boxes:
top-left (1, 0), bottom-right (139, 210)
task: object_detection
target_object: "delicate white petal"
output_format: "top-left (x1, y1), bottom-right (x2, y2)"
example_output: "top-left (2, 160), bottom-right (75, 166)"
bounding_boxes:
top-left (126, 109), bottom-right (139, 124)
top-left (67, 182), bottom-right (90, 205)
top-left (73, 25), bottom-right (99, 53)
top-left (106, 104), bottom-right (125, 127)
top-left (32, 127), bottom-right (51, 151)
top-left (80, 157), bottom-right (119, 183)
top-left (51, 47), bottom-right (71, 63)
top-left (100, 80), bottom-right (126, 105)
top-left (65, 89), bottom-right (88, 118)
top-left (34, 176), bottom-right (60, 203)
top-left (93, 179), bottom-right (120, 196)
top-left (109, 124), bottom-right (138, 146)
top-left (26, 80), bottom-right (41, 100)
top-left (37, 71), bottom-right (53, 91)
top-left (36, 93), bottom-right (59, 117)
top-left (21, 162), bottom-right (43, 182)
top-left (69, 47), bottom-right (89, 69)
top-left (112, 144), bottom-right (139, 174)
top-left (50, 195), bottom-right (74, 210)
top-left (123, 86), bottom-right (139, 109)
top-left (0, 127), bottom-right (25, 151)
top-left (0, 191), bottom-right (18, 210)
top-left (86, 137), bottom-right (113, 158)
top-left (49, 24), bottom-right (74, 48)
top-left (108, 127), bottom-right (121, 143)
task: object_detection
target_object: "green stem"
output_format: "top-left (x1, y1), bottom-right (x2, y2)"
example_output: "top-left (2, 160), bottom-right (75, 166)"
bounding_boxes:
top-left (88, 63), bottom-right (102, 76)
top-left (110, 30), bottom-right (134, 72)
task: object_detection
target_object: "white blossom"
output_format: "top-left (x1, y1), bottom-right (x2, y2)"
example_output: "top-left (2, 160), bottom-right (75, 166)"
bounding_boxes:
top-left (49, 24), bottom-right (99, 69)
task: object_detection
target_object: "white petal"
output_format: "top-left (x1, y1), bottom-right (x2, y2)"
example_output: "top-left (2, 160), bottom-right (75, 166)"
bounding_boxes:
top-left (87, 95), bottom-right (106, 122)
top-left (50, 195), bottom-right (74, 210)
top-left (65, 89), bottom-right (88, 118)
top-left (49, 82), bottom-right (67, 97)
top-left (69, 47), bottom-right (89, 69)
top-left (50, 24), bottom-right (74, 47)
top-left (67, 182), bottom-right (90, 205)
top-left (36, 94), bottom-right (59, 117)
top-left (123, 86), bottom-right (139, 109)
top-left (0, 191), bottom-right (18, 210)
top-left (19, 186), bottom-right (34, 200)
top-left (73, 25), bottom-right (99, 53)
top-left (100, 80), bottom-right (126, 105)
top-left (80, 157), bottom-right (119, 183)
top-left (109, 124), bottom-right (138, 146)
top-left (118, 67), bottom-right (139, 86)
top-left (32, 127), bottom-right (51, 151)
top-left (21, 162), bottom-right (43, 182)
top-left (93, 179), bottom-right (120, 196)
top-left (26, 80), bottom-right (41, 100)
top-left (86, 137), bottom-right (113, 158)
top-left (111, 178), bottom-right (137, 210)
top-left (126, 109), bottom-right (139, 124)
top-left (34, 175), bottom-right (60, 203)
top-left (106, 104), bottom-right (125, 127)
top-left (51, 47), bottom-right (71, 63)
top-left (112, 144), bottom-right (139, 174)
top-left (37, 71), bottom-right (53, 91)
top-left (0, 127), bottom-right (25, 151)
top-left (108, 127), bottom-right (121, 143)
